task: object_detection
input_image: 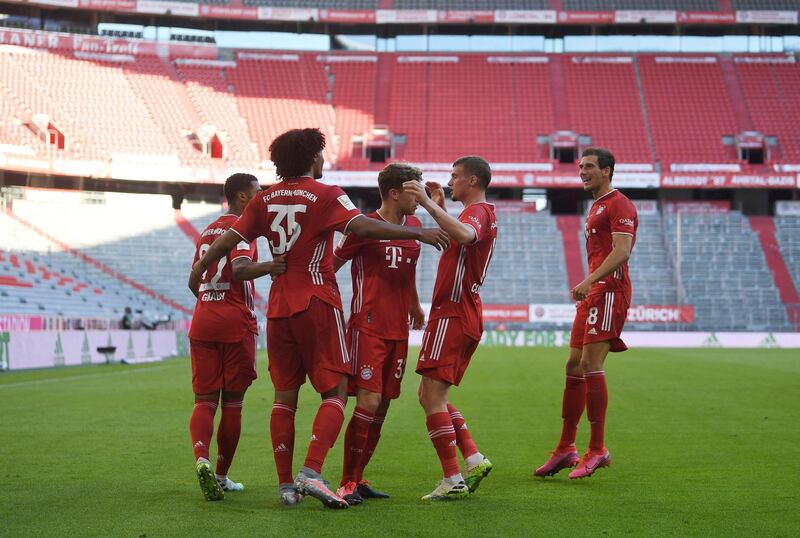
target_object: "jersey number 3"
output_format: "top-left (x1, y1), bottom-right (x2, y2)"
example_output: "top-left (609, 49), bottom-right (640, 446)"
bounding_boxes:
top-left (268, 204), bottom-right (307, 255)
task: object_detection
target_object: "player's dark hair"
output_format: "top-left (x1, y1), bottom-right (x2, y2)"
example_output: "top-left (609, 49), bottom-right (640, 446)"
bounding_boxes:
top-left (269, 128), bottom-right (326, 180)
top-left (453, 156), bottom-right (491, 190)
top-left (223, 173), bottom-right (258, 204)
top-left (582, 147), bottom-right (615, 182)
top-left (377, 163), bottom-right (422, 199)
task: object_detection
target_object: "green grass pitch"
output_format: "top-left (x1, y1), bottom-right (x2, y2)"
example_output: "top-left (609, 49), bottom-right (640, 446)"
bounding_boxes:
top-left (2, 347), bottom-right (799, 536)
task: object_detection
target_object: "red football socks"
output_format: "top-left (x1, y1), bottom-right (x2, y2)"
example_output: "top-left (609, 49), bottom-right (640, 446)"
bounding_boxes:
top-left (356, 413), bottom-right (385, 482)
top-left (190, 399), bottom-right (218, 461)
top-left (341, 406), bottom-right (374, 486)
top-left (585, 371), bottom-right (608, 452)
top-left (447, 404), bottom-right (478, 459)
top-left (557, 375), bottom-right (587, 451)
top-left (215, 399), bottom-right (243, 476)
top-left (270, 402), bottom-right (296, 484)
top-left (426, 412), bottom-right (460, 478)
top-left (303, 397), bottom-right (346, 474)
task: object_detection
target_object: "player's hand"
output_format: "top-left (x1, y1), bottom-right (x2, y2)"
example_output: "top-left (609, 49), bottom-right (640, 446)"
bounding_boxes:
top-left (403, 180), bottom-right (428, 204)
top-left (409, 302), bottom-right (425, 330)
top-left (425, 181), bottom-right (446, 210)
top-left (269, 255), bottom-right (287, 277)
top-left (188, 263), bottom-right (203, 298)
top-left (419, 227), bottom-right (449, 251)
top-left (571, 279), bottom-right (592, 302)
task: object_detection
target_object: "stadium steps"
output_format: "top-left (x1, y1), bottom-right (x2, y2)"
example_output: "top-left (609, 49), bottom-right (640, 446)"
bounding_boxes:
top-left (174, 209), bottom-right (201, 243)
top-left (3, 207), bottom-right (192, 316)
top-left (748, 216), bottom-right (800, 329)
top-left (719, 55), bottom-right (754, 132)
top-left (631, 56), bottom-right (657, 164)
top-left (556, 215), bottom-right (585, 290)
top-left (548, 55), bottom-right (570, 130)
top-left (373, 54), bottom-right (394, 125)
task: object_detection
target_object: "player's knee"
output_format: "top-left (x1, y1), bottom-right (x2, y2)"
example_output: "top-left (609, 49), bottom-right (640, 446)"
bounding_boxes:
top-left (580, 356), bottom-right (601, 373)
top-left (322, 375), bottom-right (349, 400)
top-left (194, 391), bottom-right (219, 402)
top-left (221, 390), bottom-right (245, 402)
top-left (357, 391), bottom-right (382, 413)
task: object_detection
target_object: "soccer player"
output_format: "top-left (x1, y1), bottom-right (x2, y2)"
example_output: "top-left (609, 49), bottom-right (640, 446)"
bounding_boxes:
top-left (188, 173), bottom-right (287, 502)
top-left (332, 163), bottom-right (426, 505)
top-left (534, 147), bottom-right (638, 480)
top-left (403, 156), bottom-right (497, 501)
top-left (189, 128), bottom-right (448, 509)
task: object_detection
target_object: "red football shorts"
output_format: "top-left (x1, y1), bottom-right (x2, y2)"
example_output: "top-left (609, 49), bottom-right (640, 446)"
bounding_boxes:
top-left (190, 333), bottom-right (257, 394)
top-left (266, 297), bottom-right (351, 393)
top-left (570, 291), bottom-right (630, 352)
top-left (347, 327), bottom-right (408, 400)
top-left (416, 317), bottom-right (479, 386)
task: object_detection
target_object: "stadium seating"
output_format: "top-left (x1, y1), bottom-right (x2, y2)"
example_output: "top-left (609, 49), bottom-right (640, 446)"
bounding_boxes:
top-left (2, 45), bottom-right (799, 169)
top-left (229, 55), bottom-right (337, 164)
top-left (394, 0), bottom-right (548, 7)
top-left (638, 55), bottom-right (739, 166)
top-left (563, 0), bottom-right (719, 8)
top-left (775, 216), bottom-right (800, 293)
top-left (731, 0), bottom-right (800, 9)
top-left (0, 209), bottom-right (173, 318)
top-left (241, 0), bottom-right (377, 7)
top-left (563, 55), bottom-right (651, 163)
top-left (175, 64), bottom-right (260, 166)
top-left (734, 56), bottom-right (800, 163)
top-left (664, 211), bottom-right (791, 331)
top-left (3, 188), bottom-right (799, 331)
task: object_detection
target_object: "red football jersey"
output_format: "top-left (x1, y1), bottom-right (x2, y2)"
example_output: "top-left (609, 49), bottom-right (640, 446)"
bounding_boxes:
top-left (189, 214), bottom-right (258, 343)
top-left (429, 202), bottom-right (498, 340)
top-left (584, 189), bottom-right (638, 302)
top-left (231, 177), bottom-right (362, 319)
top-left (334, 212), bottom-right (421, 341)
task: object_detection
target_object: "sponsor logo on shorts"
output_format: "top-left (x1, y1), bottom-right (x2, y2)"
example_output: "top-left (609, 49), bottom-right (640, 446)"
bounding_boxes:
top-left (360, 366), bottom-right (374, 380)
top-left (588, 328), bottom-right (597, 335)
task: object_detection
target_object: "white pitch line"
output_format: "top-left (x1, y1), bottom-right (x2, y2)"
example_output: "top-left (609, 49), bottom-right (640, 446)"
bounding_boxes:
top-left (0, 364), bottom-right (172, 389)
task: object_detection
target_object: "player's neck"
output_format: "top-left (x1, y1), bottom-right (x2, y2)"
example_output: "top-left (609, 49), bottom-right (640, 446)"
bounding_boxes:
top-left (461, 190), bottom-right (486, 208)
top-left (377, 204), bottom-right (404, 225)
top-left (592, 184), bottom-right (614, 200)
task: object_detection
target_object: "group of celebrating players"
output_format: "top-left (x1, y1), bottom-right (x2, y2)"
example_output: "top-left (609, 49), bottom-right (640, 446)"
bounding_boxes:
top-left (186, 127), bottom-right (638, 509)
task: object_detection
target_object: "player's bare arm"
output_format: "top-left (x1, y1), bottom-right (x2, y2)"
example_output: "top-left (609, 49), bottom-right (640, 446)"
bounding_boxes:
top-left (572, 233), bottom-right (633, 301)
top-left (188, 229), bottom-right (241, 296)
top-left (232, 255), bottom-right (287, 281)
top-left (333, 255), bottom-right (347, 273)
top-left (403, 180), bottom-right (476, 245)
top-left (409, 285), bottom-right (425, 330)
top-left (424, 181), bottom-right (447, 210)
top-left (347, 214), bottom-right (449, 250)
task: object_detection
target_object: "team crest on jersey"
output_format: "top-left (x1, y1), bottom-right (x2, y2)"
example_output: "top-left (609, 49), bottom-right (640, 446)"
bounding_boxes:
top-left (360, 366), bottom-right (374, 380)
top-left (595, 205), bottom-right (605, 215)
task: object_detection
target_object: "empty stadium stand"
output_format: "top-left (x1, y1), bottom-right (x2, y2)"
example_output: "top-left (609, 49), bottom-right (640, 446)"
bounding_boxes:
top-left (394, 0), bottom-right (548, 7)
top-left (775, 216), bottom-right (800, 293)
top-left (664, 211), bottom-right (791, 331)
top-left (3, 188), bottom-right (799, 332)
top-left (638, 55), bottom-right (739, 166)
top-left (563, 0), bottom-right (719, 8)
top-left (2, 43), bottom-right (799, 170)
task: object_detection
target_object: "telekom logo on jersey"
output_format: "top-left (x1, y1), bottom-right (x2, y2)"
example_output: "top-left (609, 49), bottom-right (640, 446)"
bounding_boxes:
top-left (385, 246), bottom-right (403, 268)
